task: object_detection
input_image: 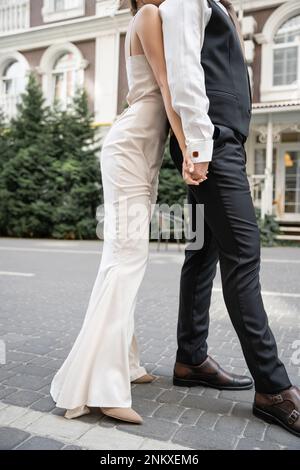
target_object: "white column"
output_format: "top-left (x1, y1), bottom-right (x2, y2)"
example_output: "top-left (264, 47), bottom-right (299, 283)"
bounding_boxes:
top-left (94, 31), bottom-right (120, 125)
top-left (263, 114), bottom-right (274, 216)
top-left (245, 130), bottom-right (255, 175)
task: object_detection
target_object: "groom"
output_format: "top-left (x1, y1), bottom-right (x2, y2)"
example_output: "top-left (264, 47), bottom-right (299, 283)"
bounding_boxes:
top-left (160, 0), bottom-right (300, 437)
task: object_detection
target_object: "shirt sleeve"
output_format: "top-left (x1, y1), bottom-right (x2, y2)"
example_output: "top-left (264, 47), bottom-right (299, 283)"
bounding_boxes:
top-left (159, 0), bottom-right (215, 163)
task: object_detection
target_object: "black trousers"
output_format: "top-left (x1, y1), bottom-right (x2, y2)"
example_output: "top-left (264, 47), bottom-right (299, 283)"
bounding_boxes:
top-left (170, 125), bottom-right (291, 394)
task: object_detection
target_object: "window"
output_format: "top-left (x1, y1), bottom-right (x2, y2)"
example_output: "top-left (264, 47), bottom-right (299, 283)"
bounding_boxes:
top-left (273, 14), bottom-right (300, 86)
top-left (54, 0), bottom-right (65, 11)
top-left (40, 43), bottom-right (86, 108)
top-left (42, 0), bottom-right (85, 22)
top-left (53, 0), bottom-right (81, 11)
top-left (284, 151), bottom-right (300, 214)
top-left (52, 53), bottom-right (78, 106)
top-left (1, 60), bottom-right (27, 118)
top-left (254, 148), bottom-right (276, 202)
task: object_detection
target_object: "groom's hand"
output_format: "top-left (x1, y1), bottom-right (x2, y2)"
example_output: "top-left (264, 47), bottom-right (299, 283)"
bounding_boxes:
top-left (183, 149), bottom-right (208, 185)
top-left (190, 161), bottom-right (209, 182)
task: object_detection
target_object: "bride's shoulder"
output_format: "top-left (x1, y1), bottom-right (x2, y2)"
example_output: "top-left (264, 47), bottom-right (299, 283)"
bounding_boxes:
top-left (136, 3), bottom-right (160, 21)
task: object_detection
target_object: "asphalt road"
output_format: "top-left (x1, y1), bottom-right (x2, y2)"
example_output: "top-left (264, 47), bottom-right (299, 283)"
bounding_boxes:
top-left (0, 238), bottom-right (299, 450)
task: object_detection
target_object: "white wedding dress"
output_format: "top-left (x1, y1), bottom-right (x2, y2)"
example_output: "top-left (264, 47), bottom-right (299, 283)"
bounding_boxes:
top-left (50, 23), bottom-right (168, 411)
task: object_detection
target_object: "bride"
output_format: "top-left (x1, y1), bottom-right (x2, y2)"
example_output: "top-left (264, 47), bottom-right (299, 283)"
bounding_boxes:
top-left (50, 0), bottom-right (200, 425)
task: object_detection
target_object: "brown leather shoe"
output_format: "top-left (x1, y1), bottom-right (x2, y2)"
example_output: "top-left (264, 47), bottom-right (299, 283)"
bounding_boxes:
top-left (173, 356), bottom-right (253, 390)
top-left (253, 386), bottom-right (300, 437)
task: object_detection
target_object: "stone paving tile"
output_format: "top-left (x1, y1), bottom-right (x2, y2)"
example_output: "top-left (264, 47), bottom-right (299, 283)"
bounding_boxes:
top-left (28, 356), bottom-right (55, 367)
top-left (235, 437), bottom-right (282, 450)
top-left (231, 401), bottom-right (254, 420)
top-left (51, 407), bottom-right (65, 417)
top-left (243, 418), bottom-right (267, 440)
top-left (3, 374), bottom-right (51, 392)
top-left (195, 411), bottom-right (220, 430)
top-left (63, 445), bottom-right (82, 450)
top-left (214, 415), bottom-right (247, 436)
top-left (139, 439), bottom-right (187, 450)
top-left (153, 403), bottom-right (186, 422)
top-left (18, 343), bottom-right (54, 356)
top-left (151, 365), bottom-right (173, 377)
top-left (131, 384), bottom-right (164, 401)
top-left (3, 390), bottom-right (44, 407)
top-left (15, 436), bottom-right (65, 450)
top-left (30, 396), bottom-right (56, 412)
top-left (157, 389), bottom-right (186, 404)
top-left (264, 425), bottom-right (300, 448)
top-left (8, 409), bottom-right (44, 430)
top-left (178, 408), bottom-right (202, 426)
top-left (72, 409), bottom-right (103, 425)
top-left (97, 416), bottom-right (116, 429)
top-left (0, 426), bottom-right (30, 450)
top-left (12, 364), bottom-right (55, 378)
top-left (0, 370), bottom-right (15, 382)
top-left (132, 397), bottom-right (160, 418)
top-left (180, 395), bottom-right (233, 414)
top-left (41, 358), bottom-right (64, 369)
top-left (117, 417), bottom-right (179, 442)
top-left (153, 376), bottom-right (173, 388)
top-left (7, 352), bottom-right (36, 363)
top-left (219, 389), bottom-right (254, 403)
top-left (173, 425), bottom-right (236, 450)
top-left (25, 413), bottom-right (91, 441)
top-left (76, 426), bottom-right (144, 450)
top-left (0, 405), bottom-right (28, 426)
top-left (0, 387), bottom-right (18, 400)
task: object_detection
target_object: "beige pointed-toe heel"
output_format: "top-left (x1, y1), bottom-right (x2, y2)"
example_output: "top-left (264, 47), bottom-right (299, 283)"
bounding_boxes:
top-left (101, 407), bottom-right (143, 424)
top-left (131, 374), bottom-right (156, 384)
top-left (64, 405), bottom-right (90, 420)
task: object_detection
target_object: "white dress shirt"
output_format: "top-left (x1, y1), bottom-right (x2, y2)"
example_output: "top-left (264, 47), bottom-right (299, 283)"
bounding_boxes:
top-left (160, 0), bottom-right (229, 163)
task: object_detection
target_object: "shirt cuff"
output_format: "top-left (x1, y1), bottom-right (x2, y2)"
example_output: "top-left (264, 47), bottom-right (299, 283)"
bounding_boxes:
top-left (187, 140), bottom-right (214, 163)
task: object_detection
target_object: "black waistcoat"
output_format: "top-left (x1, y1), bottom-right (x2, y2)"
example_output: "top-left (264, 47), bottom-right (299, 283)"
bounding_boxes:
top-left (202, 0), bottom-right (252, 137)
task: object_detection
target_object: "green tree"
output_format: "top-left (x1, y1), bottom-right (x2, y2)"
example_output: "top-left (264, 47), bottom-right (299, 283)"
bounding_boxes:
top-left (50, 90), bottom-right (102, 239)
top-left (0, 110), bottom-right (12, 173)
top-left (0, 76), bottom-right (102, 239)
top-left (0, 73), bottom-right (55, 237)
top-left (158, 140), bottom-right (186, 207)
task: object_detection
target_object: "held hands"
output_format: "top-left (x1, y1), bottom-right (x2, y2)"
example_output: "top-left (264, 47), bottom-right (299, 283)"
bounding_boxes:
top-left (182, 148), bottom-right (209, 186)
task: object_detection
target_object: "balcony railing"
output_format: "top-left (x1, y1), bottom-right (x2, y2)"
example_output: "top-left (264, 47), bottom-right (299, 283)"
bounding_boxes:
top-left (0, 94), bottom-right (20, 120)
top-left (0, 0), bottom-right (30, 34)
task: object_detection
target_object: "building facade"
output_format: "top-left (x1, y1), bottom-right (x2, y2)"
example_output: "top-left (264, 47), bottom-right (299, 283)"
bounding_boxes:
top-left (0, 0), bottom-right (300, 230)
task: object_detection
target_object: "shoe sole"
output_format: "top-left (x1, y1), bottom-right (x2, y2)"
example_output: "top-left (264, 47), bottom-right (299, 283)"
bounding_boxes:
top-left (131, 376), bottom-right (156, 384)
top-left (173, 376), bottom-right (253, 391)
top-left (253, 405), bottom-right (300, 438)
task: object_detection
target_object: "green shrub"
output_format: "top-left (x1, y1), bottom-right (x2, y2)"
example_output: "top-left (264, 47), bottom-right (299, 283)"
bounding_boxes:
top-left (255, 208), bottom-right (280, 247)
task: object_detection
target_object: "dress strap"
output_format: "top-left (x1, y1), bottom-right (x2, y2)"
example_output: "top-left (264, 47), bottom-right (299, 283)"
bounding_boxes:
top-left (127, 12), bottom-right (139, 58)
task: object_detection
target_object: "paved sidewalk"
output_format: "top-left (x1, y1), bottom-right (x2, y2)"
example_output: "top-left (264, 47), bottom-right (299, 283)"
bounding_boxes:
top-left (0, 238), bottom-right (300, 450)
top-left (0, 403), bottom-right (187, 450)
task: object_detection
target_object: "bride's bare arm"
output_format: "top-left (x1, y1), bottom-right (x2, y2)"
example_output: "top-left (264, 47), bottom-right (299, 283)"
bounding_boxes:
top-left (135, 5), bottom-right (201, 184)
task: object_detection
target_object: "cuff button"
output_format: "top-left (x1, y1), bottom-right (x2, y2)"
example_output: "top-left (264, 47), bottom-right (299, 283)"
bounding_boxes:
top-left (192, 151), bottom-right (199, 157)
